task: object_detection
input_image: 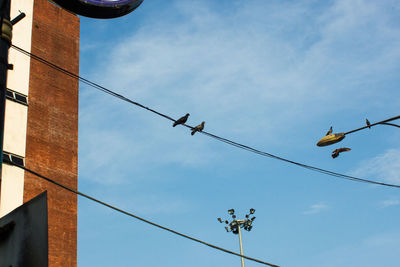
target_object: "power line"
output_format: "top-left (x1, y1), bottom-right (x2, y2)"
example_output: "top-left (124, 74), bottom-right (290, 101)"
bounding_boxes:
top-left (10, 44), bottom-right (400, 189)
top-left (10, 44), bottom-right (176, 122)
top-left (200, 131), bottom-right (400, 188)
top-left (9, 161), bottom-right (279, 267)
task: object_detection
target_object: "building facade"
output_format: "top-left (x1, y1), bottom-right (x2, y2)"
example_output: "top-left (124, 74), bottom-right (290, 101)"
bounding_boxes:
top-left (0, 0), bottom-right (79, 265)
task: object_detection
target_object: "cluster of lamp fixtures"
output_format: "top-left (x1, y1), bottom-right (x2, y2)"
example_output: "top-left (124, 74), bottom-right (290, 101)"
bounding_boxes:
top-left (218, 208), bottom-right (256, 234)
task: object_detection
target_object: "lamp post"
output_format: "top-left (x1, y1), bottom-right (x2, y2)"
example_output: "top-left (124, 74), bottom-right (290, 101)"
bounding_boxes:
top-left (0, 0), bottom-right (25, 181)
top-left (218, 208), bottom-right (256, 267)
top-left (0, 0), bottom-right (11, 181)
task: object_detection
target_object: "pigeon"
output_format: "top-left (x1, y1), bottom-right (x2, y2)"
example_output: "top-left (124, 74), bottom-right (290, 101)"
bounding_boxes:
top-left (173, 113), bottom-right (189, 127)
top-left (366, 119), bottom-right (371, 129)
top-left (191, 121), bottom-right (205, 135)
top-left (326, 126), bottom-right (333, 136)
top-left (331, 147), bottom-right (351, 158)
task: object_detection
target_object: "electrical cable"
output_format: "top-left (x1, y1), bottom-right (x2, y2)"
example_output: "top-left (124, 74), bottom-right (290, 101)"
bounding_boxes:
top-left (9, 161), bottom-right (279, 267)
top-left (199, 131), bottom-right (400, 188)
top-left (10, 44), bottom-right (176, 122)
top-left (10, 44), bottom-right (400, 189)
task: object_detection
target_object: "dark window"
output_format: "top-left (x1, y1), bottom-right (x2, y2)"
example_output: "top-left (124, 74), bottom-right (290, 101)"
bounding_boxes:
top-left (11, 155), bottom-right (24, 166)
top-left (5, 90), bottom-right (13, 99)
top-left (2, 153), bottom-right (11, 164)
top-left (2, 152), bottom-right (24, 167)
top-left (15, 93), bottom-right (27, 104)
top-left (4, 89), bottom-right (28, 106)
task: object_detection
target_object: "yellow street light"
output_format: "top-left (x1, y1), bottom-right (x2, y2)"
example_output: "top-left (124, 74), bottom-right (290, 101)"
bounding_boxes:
top-left (316, 115), bottom-right (399, 147)
top-left (316, 133), bottom-right (345, 147)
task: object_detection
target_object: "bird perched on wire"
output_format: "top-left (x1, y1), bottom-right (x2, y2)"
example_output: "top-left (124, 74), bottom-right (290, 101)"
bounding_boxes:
top-left (331, 147), bottom-right (351, 158)
top-left (173, 113), bottom-right (190, 127)
top-left (326, 126), bottom-right (333, 135)
top-left (366, 118), bottom-right (371, 129)
top-left (191, 121), bottom-right (205, 135)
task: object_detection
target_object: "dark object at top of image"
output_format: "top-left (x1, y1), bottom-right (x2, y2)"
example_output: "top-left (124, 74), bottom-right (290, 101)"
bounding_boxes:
top-left (51, 0), bottom-right (144, 19)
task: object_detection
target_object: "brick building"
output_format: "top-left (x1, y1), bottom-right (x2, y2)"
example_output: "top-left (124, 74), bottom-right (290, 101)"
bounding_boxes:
top-left (0, 0), bottom-right (79, 266)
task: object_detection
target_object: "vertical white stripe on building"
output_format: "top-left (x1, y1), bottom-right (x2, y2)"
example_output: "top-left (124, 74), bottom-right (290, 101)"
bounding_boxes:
top-left (3, 101), bottom-right (28, 156)
top-left (0, 0), bottom-right (34, 217)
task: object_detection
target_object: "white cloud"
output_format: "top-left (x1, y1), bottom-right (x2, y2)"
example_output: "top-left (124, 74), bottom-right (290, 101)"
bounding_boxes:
top-left (381, 199), bottom-right (400, 208)
top-left (79, 0), bottom-right (400, 183)
top-left (350, 149), bottom-right (400, 184)
top-left (303, 203), bottom-right (328, 215)
top-left (117, 1), bottom-right (395, 127)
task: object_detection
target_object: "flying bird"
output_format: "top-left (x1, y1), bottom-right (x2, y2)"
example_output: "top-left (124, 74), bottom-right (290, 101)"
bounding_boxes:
top-left (366, 118), bottom-right (371, 129)
top-left (191, 121), bottom-right (205, 135)
top-left (173, 113), bottom-right (189, 127)
top-left (331, 147), bottom-right (351, 158)
top-left (326, 126), bottom-right (333, 136)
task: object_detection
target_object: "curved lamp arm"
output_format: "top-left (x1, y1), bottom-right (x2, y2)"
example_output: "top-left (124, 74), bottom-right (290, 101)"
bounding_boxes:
top-left (379, 122), bottom-right (400, 128)
top-left (344, 115), bottom-right (400, 135)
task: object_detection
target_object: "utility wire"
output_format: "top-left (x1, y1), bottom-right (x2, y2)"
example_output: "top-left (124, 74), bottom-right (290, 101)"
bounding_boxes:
top-left (9, 161), bottom-right (279, 267)
top-left (199, 131), bottom-right (400, 188)
top-left (10, 44), bottom-right (176, 122)
top-left (10, 44), bottom-right (400, 189)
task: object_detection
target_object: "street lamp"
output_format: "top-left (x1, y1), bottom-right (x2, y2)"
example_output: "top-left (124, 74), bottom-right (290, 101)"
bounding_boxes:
top-left (218, 208), bottom-right (256, 267)
top-left (317, 115), bottom-right (400, 147)
top-left (316, 132), bottom-right (345, 147)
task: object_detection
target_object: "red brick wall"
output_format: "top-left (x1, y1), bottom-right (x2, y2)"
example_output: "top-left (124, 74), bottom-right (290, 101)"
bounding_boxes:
top-left (24, 0), bottom-right (79, 266)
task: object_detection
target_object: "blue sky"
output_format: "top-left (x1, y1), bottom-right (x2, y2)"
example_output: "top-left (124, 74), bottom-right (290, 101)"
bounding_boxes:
top-left (77, 0), bottom-right (400, 266)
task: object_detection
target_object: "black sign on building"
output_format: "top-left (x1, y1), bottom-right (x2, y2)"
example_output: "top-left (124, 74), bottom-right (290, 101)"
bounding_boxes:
top-left (0, 191), bottom-right (48, 267)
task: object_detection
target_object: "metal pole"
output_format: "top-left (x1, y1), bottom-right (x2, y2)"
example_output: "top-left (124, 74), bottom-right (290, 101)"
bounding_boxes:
top-left (219, 210), bottom-right (256, 266)
top-left (0, 0), bottom-right (11, 181)
top-left (344, 115), bottom-right (400, 135)
top-left (237, 222), bottom-right (245, 267)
